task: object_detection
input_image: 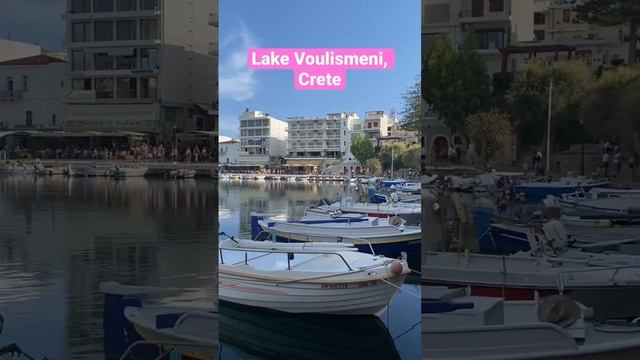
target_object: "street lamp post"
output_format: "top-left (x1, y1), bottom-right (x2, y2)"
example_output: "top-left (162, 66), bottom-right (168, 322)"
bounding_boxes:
top-left (580, 117), bottom-right (585, 176)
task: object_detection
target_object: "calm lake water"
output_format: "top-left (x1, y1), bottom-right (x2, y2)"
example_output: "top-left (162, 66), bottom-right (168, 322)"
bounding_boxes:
top-left (218, 181), bottom-right (421, 360)
top-left (0, 175), bottom-right (218, 359)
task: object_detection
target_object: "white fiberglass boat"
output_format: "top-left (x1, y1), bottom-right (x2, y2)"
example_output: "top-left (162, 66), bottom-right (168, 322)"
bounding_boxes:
top-left (123, 306), bottom-right (218, 359)
top-left (309, 198), bottom-right (421, 225)
top-left (422, 250), bottom-right (640, 320)
top-left (67, 163), bottom-right (111, 177)
top-left (168, 169), bottom-right (197, 179)
top-left (218, 238), bottom-right (410, 316)
top-left (422, 286), bottom-right (640, 360)
top-left (257, 216), bottom-right (420, 245)
top-left (108, 165), bottom-right (148, 177)
top-left (0, 161), bottom-right (34, 175)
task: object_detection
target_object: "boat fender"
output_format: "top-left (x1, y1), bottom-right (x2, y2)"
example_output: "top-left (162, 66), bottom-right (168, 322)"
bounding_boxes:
top-left (389, 216), bottom-right (404, 227)
top-left (537, 295), bottom-right (581, 328)
top-left (390, 261), bottom-right (403, 275)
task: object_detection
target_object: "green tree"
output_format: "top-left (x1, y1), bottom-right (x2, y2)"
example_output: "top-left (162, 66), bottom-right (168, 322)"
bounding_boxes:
top-left (399, 77), bottom-right (422, 131)
top-left (577, 0), bottom-right (640, 65)
top-left (350, 134), bottom-right (375, 165)
top-left (580, 67), bottom-right (640, 144)
top-left (365, 158), bottom-right (382, 176)
top-left (422, 35), bottom-right (491, 134)
top-left (465, 110), bottom-right (514, 169)
top-left (379, 143), bottom-right (407, 171)
top-left (400, 144), bottom-right (422, 171)
top-left (510, 60), bottom-right (594, 150)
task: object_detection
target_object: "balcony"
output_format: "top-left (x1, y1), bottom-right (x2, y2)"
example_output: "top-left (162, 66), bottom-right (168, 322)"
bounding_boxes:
top-left (0, 90), bottom-right (23, 101)
top-left (65, 9), bottom-right (160, 21)
top-left (65, 90), bottom-right (156, 104)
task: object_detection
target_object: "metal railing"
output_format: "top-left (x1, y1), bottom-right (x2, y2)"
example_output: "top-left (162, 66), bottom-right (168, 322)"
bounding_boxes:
top-left (556, 264), bottom-right (640, 294)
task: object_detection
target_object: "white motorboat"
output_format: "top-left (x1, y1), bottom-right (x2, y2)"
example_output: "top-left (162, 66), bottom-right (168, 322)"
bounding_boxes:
top-left (398, 182), bottom-right (421, 194)
top-left (422, 286), bottom-right (640, 360)
top-left (34, 164), bottom-right (67, 176)
top-left (123, 306), bottom-right (218, 359)
top-left (67, 163), bottom-right (111, 177)
top-left (309, 198), bottom-right (421, 225)
top-left (168, 169), bottom-right (197, 179)
top-left (0, 161), bottom-right (34, 175)
top-left (218, 238), bottom-right (410, 316)
top-left (422, 250), bottom-right (640, 320)
top-left (108, 165), bottom-right (148, 177)
top-left (257, 216), bottom-right (420, 247)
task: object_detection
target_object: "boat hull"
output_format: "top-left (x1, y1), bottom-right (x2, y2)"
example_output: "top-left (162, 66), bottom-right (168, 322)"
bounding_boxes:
top-left (219, 270), bottom-right (406, 316)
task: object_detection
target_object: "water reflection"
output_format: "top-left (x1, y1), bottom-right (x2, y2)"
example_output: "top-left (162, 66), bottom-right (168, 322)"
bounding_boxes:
top-left (0, 176), bottom-right (218, 359)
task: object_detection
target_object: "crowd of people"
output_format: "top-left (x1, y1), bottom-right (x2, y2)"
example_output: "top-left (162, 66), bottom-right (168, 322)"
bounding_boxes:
top-left (0, 143), bottom-right (215, 163)
top-left (599, 142), bottom-right (638, 179)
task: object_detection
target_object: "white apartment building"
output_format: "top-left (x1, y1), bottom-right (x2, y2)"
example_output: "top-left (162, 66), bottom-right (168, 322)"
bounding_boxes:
top-left (363, 111), bottom-right (390, 143)
top-left (422, 0), bottom-right (535, 74)
top-left (219, 138), bottom-right (240, 165)
top-left (239, 110), bottom-right (288, 166)
top-left (0, 55), bottom-right (68, 130)
top-left (286, 112), bottom-right (361, 160)
top-left (529, 0), bottom-right (631, 69)
top-left (0, 39), bottom-right (42, 62)
top-left (64, 0), bottom-right (218, 142)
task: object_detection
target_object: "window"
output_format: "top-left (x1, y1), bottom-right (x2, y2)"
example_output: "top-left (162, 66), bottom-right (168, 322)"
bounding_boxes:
top-left (534, 30), bottom-right (546, 41)
top-left (117, 20), bottom-right (137, 40)
top-left (140, 0), bottom-right (158, 10)
top-left (22, 75), bottom-right (28, 92)
top-left (71, 0), bottom-right (91, 13)
top-left (116, 50), bottom-right (137, 70)
top-left (534, 12), bottom-right (546, 25)
top-left (471, 0), bottom-right (484, 17)
top-left (26, 111), bottom-right (33, 127)
top-left (95, 53), bottom-right (114, 70)
top-left (94, 21), bottom-right (114, 41)
top-left (52, 114), bottom-right (57, 127)
top-left (117, 78), bottom-right (137, 98)
top-left (140, 48), bottom-right (158, 70)
top-left (140, 19), bottom-right (158, 40)
top-left (72, 78), bottom-right (92, 90)
top-left (475, 30), bottom-right (505, 49)
top-left (72, 22), bottom-right (92, 42)
top-left (95, 78), bottom-right (114, 98)
top-left (94, 0), bottom-right (114, 12)
top-left (72, 51), bottom-right (86, 70)
top-left (116, 0), bottom-right (136, 11)
top-left (489, 0), bottom-right (504, 12)
top-left (563, 9), bottom-right (571, 23)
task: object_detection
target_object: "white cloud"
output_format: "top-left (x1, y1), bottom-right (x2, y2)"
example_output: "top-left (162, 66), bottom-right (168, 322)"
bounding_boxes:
top-left (219, 22), bottom-right (259, 102)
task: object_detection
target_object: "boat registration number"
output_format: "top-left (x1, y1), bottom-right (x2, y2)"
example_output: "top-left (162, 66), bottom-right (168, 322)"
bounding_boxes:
top-left (321, 281), bottom-right (375, 289)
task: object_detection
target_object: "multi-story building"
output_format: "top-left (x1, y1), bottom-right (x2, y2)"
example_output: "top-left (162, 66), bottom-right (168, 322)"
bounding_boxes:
top-left (526, 0), bottom-right (631, 70)
top-left (287, 112), bottom-right (361, 159)
top-left (0, 54), bottom-right (68, 130)
top-left (363, 110), bottom-right (390, 143)
top-left (63, 0), bottom-right (218, 142)
top-left (239, 109), bottom-right (288, 166)
top-left (422, 0), bottom-right (535, 74)
top-left (380, 120), bottom-right (420, 146)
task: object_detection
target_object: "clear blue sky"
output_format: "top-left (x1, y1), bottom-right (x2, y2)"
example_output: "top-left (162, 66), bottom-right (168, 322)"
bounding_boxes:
top-left (219, 0), bottom-right (420, 138)
top-left (1, 0), bottom-right (66, 51)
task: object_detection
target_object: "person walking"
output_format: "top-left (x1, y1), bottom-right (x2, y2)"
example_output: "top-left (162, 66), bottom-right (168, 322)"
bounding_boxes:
top-left (630, 151), bottom-right (639, 179)
top-left (602, 151), bottom-right (610, 178)
top-left (614, 149), bottom-right (623, 177)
